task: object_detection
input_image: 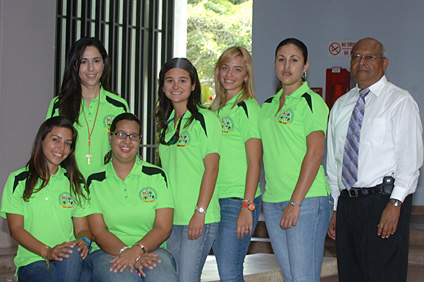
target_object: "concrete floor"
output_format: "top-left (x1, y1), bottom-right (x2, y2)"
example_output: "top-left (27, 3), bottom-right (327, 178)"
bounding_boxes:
top-left (321, 264), bottom-right (424, 282)
top-left (202, 255), bottom-right (424, 282)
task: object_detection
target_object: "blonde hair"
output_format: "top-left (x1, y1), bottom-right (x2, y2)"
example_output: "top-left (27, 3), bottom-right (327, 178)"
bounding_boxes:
top-left (211, 47), bottom-right (256, 111)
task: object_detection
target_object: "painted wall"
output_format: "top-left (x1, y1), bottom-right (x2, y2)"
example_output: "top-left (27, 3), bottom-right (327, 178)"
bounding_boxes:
top-left (0, 0), bottom-right (56, 247)
top-left (252, 0), bottom-right (424, 205)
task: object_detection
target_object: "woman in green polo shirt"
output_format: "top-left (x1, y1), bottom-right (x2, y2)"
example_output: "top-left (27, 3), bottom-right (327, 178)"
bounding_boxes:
top-left (0, 116), bottom-right (91, 282)
top-left (46, 37), bottom-right (129, 180)
top-left (84, 113), bottom-right (178, 281)
top-left (210, 46), bottom-right (262, 282)
top-left (155, 58), bottom-right (222, 282)
top-left (259, 38), bottom-right (332, 282)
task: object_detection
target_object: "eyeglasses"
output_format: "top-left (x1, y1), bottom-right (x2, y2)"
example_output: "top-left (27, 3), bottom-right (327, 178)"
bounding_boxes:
top-left (350, 54), bottom-right (385, 63)
top-left (111, 131), bottom-right (141, 141)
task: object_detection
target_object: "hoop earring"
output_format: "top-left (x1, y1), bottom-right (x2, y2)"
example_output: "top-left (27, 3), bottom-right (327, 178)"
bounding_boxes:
top-left (302, 72), bottom-right (307, 79)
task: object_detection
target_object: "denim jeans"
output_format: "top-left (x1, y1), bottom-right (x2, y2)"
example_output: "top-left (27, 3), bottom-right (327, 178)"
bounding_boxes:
top-left (17, 245), bottom-right (83, 282)
top-left (166, 222), bottom-right (218, 282)
top-left (212, 196), bottom-right (261, 282)
top-left (81, 248), bottom-right (178, 282)
top-left (263, 195), bottom-right (332, 282)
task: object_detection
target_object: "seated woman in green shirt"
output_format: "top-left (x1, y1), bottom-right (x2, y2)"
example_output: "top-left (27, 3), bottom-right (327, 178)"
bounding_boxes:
top-left (0, 116), bottom-right (91, 282)
top-left (83, 113), bottom-right (178, 282)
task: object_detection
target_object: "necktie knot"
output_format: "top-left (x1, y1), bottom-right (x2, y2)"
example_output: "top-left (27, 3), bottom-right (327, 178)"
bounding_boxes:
top-left (359, 88), bottom-right (370, 98)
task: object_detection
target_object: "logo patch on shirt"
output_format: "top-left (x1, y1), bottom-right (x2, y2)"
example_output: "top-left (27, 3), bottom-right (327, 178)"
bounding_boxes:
top-left (139, 187), bottom-right (157, 203)
top-left (220, 117), bottom-right (234, 133)
top-left (176, 131), bottom-right (191, 147)
top-left (104, 115), bottom-right (116, 130)
top-left (277, 109), bottom-right (294, 125)
top-left (58, 193), bottom-right (75, 209)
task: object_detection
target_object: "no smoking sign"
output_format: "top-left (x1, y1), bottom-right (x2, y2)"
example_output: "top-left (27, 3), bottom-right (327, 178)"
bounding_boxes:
top-left (328, 41), bottom-right (356, 57)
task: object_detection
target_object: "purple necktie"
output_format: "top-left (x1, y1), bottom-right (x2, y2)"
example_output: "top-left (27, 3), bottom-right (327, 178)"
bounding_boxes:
top-left (342, 88), bottom-right (370, 190)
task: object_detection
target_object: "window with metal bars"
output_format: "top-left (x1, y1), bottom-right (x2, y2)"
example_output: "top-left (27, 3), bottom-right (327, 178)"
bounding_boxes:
top-left (55, 0), bottom-right (174, 164)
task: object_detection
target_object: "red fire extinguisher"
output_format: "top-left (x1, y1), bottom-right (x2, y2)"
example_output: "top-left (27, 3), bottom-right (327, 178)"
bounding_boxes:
top-left (325, 67), bottom-right (350, 109)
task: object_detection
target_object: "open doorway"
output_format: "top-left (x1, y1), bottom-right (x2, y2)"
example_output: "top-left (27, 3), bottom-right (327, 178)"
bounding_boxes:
top-left (186, 0), bottom-right (252, 106)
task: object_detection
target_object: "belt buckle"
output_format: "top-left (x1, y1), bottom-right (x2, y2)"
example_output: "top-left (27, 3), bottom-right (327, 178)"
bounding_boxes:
top-left (348, 188), bottom-right (359, 198)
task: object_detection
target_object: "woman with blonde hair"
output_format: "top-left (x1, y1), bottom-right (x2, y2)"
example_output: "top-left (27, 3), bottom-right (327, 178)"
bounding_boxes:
top-left (211, 47), bottom-right (262, 282)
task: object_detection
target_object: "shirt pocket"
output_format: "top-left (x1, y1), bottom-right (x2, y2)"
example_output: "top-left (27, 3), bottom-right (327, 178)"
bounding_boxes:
top-left (361, 118), bottom-right (387, 146)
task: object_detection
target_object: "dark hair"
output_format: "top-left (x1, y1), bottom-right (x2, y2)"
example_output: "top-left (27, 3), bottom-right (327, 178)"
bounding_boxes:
top-left (274, 38), bottom-right (308, 92)
top-left (275, 38), bottom-right (308, 63)
top-left (154, 58), bottom-right (203, 144)
top-left (24, 117), bottom-right (87, 205)
top-left (57, 37), bottom-right (111, 124)
top-left (110, 112), bottom-right (142, 134)
top-left (105, 113), bottom-right (142, 164)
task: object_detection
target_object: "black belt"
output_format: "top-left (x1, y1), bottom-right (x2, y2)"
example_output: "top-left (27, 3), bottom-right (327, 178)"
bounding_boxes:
top-left (341, 184), bottom-right (394, 198)
top-left (341, 176), bottom-right (395, 198)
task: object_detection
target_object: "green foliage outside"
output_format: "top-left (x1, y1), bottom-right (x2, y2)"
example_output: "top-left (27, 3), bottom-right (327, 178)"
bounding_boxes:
top-left (187, 0), bottom-right (252, 106)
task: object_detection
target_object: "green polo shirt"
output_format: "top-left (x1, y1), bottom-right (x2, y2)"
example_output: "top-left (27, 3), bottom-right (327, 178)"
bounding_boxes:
top-left (214, 95), bottom-right (261, 199)
top-left (86, 159), bottom-right (173, 251)
top-left (47, 86), bottom-right (129, 180)
top-left (0, 166), bottom-right (90, 271)
top-left (259, 82), bottom-right (330, 203)
top-left (159, 107), bottom-right (222, 225)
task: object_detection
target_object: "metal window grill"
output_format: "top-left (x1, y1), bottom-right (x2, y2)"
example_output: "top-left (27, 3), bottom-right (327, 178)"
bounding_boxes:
top-left (55, 0), bottom-right (174, 164)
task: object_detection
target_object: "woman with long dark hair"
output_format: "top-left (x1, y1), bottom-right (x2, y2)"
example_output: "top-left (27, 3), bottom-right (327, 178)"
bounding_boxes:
top-left (260, 38), bottom-right (332, 282)
top-left (46, 37), bottom-right (129, 179)
top-left (0, 116), bottom-right (91, 282)
top-left (155, 58), bottom-right (222, 281)
top-left (84, 113), bottom-right (178, 282)
top-left (210, 47), bottom-right (262, 282)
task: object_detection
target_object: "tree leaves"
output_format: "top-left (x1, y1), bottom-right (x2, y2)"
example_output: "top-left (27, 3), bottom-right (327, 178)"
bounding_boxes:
top-left (187, 0), bottom-right (252, 105)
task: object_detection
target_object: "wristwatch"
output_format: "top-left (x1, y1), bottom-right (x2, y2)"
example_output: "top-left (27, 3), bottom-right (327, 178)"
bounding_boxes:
top-left (241, 200), bottom-right (255, 211)
top-left (195, 206), bottom-right (206, 214)
top-left (390, 199), bottom-right (402, 207)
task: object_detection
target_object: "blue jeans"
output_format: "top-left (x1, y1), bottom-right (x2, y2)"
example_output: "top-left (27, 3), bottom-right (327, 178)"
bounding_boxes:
top-left (166, 222), bottom-right (218, 282)
top-left (81, 248), bottom-right (178, 282)
top-left (263, 195), bottom-right (332, 282)
top-left (212, 196), bottom-right (261, 282)
top-left (17, 245), bottom-right (83, 282)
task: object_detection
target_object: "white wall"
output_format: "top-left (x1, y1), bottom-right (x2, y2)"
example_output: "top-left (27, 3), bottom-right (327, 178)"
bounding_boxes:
top-left (0, 0), bottom-right (56, 247)
top-left (252, 0), bottom-right (424, 205)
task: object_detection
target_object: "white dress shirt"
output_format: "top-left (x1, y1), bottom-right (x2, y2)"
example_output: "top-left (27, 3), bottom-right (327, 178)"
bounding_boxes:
top-left (326, 75), bottom-right (423, 209)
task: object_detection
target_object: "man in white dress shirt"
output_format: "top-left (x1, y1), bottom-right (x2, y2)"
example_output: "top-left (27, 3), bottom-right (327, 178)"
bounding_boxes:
top-left (326, 37), bottom-right (423, 282)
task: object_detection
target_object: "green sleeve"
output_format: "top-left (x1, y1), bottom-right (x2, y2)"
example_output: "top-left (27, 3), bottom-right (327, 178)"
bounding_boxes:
top-left (46, 97), bottom-right (59, 119)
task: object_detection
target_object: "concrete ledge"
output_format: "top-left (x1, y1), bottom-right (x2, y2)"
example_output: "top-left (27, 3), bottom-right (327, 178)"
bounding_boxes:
top-left (202, 254), bottom-right (337, 282)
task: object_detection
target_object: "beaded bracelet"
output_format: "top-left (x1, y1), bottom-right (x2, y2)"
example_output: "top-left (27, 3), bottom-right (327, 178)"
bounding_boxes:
top-left (41, 245), bottom-right (50, 269)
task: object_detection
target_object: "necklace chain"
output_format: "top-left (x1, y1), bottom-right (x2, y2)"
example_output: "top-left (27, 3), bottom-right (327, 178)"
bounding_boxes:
top-left (81, 90), bottom-right (101, 165)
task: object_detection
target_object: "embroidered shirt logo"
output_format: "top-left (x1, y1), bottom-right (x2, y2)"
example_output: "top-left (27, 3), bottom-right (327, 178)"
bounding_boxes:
top-left (176, 131), bottom-right (190, 147)
top-left (59, 193), bottom-right (75, 209)
top-left (139, 187), bottom-right (157, 203)
top-left (104, 115), bottom-right (116, 130)
top-left (220, 117), bottom-right (233, 133)
top-left (277, 109), bottom-right (294, 125)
